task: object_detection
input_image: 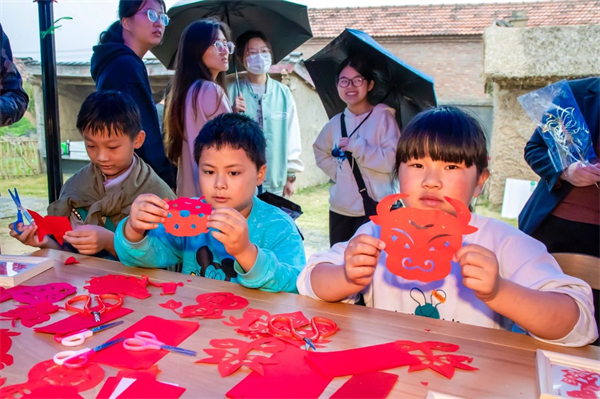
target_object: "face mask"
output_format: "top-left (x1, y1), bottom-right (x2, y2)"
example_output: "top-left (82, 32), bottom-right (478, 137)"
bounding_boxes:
top-left (244, 53), bottom-right (272, 75)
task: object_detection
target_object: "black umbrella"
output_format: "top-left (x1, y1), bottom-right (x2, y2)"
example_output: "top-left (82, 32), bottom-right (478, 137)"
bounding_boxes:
top-left (151, 0), bottom-right (313, 70)
top-left (305, 29), bottom-right (437, 129)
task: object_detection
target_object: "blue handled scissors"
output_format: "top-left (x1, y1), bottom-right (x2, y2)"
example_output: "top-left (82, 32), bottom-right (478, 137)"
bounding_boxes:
top-left (53, 337), bottom-right (125, 369)
top-left (8, 188), bottom-right (34, 235)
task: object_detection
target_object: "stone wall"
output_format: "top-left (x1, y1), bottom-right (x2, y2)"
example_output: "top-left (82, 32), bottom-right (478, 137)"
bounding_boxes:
top-left (484, 24), bottom-right (600, 206)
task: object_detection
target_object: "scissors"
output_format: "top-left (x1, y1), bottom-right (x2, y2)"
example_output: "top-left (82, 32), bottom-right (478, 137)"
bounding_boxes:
top-left (53, 337), bottom-right (125, 369)
top-left (54, 321), bottom-right (124, 347)
top-left (268, 316), bottom-right (338, 351)
top-left (123, 331), bottom-right (197, 357)
top-left (65, 294), bottom-right (123, 322)
top-left (8, 188), bottom-right (34, 235)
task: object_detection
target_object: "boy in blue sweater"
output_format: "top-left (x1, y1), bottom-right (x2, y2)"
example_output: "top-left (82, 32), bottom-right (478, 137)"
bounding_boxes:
top-left (114, 113), bottom-right (305, 293)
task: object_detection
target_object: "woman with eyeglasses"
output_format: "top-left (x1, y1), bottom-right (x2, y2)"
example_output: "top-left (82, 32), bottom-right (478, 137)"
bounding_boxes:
top-left (164, 19), bottom-right (233, 197)
top-left (313, 56), bottom-right (401, 246)
top-left (226, 31), bottom-right (304, 198)
top-left (91, 0), bottom-right (176, 189)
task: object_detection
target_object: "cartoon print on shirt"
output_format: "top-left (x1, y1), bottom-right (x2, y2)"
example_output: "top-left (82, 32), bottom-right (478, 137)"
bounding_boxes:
top-left (192, 246), bottom-right (238, 281)
top-left (410, 287), bottom-right (447, 319)
top-left (332, 143), bottom-right (347, 166)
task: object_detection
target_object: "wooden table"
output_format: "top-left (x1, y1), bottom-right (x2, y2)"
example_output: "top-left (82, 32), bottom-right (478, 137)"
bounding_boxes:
top-left (1, 249), bottom-right (599, 398)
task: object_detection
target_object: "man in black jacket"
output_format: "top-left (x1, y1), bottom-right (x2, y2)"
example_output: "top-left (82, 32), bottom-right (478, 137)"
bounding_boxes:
top-left (0, 24), bottom-right (28, 127)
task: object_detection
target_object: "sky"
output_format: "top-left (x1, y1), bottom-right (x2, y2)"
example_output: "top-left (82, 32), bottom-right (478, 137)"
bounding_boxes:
top-left (1, 0), bottom-right (544, 62)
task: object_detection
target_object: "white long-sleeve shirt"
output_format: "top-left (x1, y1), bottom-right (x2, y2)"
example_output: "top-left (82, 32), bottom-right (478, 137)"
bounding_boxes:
top-left (297, 213), bottom-right (598, 347)
top-left (313, 103), bottom-right (401, 216)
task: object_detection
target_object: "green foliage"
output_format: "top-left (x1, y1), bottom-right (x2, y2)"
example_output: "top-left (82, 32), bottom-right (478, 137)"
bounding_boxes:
top-left (0, 117), bottom-right (35, 137)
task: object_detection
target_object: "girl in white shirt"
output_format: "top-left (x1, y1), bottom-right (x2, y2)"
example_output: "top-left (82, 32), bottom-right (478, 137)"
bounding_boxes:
top-left (313, 56), bottom-right (401, 246)
top-left (299, 106), bottom-right (598, 347)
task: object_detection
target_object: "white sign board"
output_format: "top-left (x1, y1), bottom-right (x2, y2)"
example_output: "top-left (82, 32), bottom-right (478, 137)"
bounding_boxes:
top-left (501, 178), bottom-right (538, 219)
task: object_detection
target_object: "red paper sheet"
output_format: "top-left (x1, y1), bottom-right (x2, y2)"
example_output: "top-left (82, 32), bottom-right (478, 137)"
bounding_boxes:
top-left (164, 197), bottom-right (212, 237)
top-left (330, 371), bottom-right (399, 399)
top-left (0, 329), bottom-right (20, 369)
top-left (28, 209), bottom-right (72, 245)
top-left (226, 345), bottom-right (332, 399)
top-left (370, 194), bottom-right (478, 282)
top-left (96, 377), bottom-right (121, 399)
top-left (85, 275), bottom-right (151, 299)
top-left (306, 341), bottom-right (420, 377)
top-left (91, 315), bottom-right (199, 370)
top-left (0, 302), bottom-right (59, 328)
top-left (118, 378), bottom-right (186, 399)
top-left (0, 283), bottom-right (76, 306)
top-left (64, 257), bottom-right (79, 265)
top-left (21, 385), bottom-right (83, 399)
top-left (34, 306), bottom-right (133, 335)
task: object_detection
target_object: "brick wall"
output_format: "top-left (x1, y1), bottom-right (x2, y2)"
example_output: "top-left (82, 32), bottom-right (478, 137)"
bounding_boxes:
top-left (298, 35), bottom-right (489, 104)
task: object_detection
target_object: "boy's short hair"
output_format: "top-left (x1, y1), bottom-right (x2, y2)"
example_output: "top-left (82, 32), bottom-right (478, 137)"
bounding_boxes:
top-left (194, 113), bottom-right (266, 169)
top-left (394, 106), bottom-right (489, 176)
top-left (76, 91), bottom-right (142, 140)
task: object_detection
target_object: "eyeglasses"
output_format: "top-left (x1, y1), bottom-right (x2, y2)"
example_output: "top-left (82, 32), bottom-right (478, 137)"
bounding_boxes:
top-left (138, 9), bottom-right (170, 26)
top-left (338, 77), bottom-right (366, 88)
top-left (214, 40), bottom-right (235, 55)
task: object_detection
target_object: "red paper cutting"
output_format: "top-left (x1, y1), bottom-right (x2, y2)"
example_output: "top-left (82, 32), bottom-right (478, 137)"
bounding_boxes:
top-left (28, 359), bottom-right (104, 392)
top-left (370, 194), bottom-right (478, 283)
top-left (396, 341), bottom-right (478, 379)
top-left (21, 385), bottom-right (83, 399)
top-left (34, 306), bottom-right (133, 335)
top-left (421, 381), bottom-right (429, 386)
top-left (28, 209), bottom-right (72, 246)
top-left (159, 300), bottom-right (182, 310)
top-left (197, 337), bottom-right (285, 377)
top-left (0, 378), bottom-right (5, 387)
top-left (223, 308), bottom-right (310, 339)
top-left (64, 257), bottom-right (79, 265)
top-left (148, 280), bottom-right (183, 296)
top-left (91, 315), bottom-right (199, 370)
top-left (117, 377), bottom-right (186, 399)
top-left (0, 283), bottom-right (76, 306)
top-left (226, 345), bottom-right (333, 399)
top-left (0, 329), bottom-right (20, 369)
top-left (165, 292), bottom-right (248, 320)
top-left (306, 341), bottom-right (420, 377)
top-left (0, 302), bottom-right (59, 328)
top-left (163, 197), bottom-right (213, 237)
top-left (561, 368), bottom-right (600, 399)
top-left (84, 274), bottom-right (151, 299)
top-left (330, 371), bottom-right (399, 399)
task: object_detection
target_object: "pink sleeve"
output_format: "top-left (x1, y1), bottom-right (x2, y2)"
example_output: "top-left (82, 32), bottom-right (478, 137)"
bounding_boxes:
top-left (200, 82), bottom-right (232, 120)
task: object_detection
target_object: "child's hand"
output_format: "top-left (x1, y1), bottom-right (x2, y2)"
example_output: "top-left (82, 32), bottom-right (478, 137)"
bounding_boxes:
top-left (8, 222), bottom-right (47, 248)
top-left (125, 194), bottom-right (169, 242)
top-left (343, 234), bottom-right (385, 287)
top-left (63, 225), bottom-right (114, 255)
top-left (208, 208), bottom-right (254, 259)
top-left (454, 244), bottom-right (503, 302)
top-left (338, 137), bottom-right (349, 151)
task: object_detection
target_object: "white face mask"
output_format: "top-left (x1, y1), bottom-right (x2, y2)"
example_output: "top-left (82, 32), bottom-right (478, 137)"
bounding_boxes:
top-left (244, 53), bottom-right (272, 75)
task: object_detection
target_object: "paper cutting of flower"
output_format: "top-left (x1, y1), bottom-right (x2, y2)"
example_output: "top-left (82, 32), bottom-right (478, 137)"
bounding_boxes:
top-left (371, 194), bottom-right (477, 283)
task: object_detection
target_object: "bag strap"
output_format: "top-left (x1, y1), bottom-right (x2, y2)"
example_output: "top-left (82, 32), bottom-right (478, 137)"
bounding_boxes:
top-left (340, 113), bottom-right (376, 208)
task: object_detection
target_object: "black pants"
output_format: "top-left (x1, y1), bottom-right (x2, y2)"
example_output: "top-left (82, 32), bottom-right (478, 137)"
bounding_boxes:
top-left (329, 211), bottom-right (370, 247)
top-left (531, 214), bottom-right (600, 346)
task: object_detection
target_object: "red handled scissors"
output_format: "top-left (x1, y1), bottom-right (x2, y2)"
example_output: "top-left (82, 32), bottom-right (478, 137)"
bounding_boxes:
top-left (123, 331), bottom-right (197, 356)
top-left (65, 294), bottom-right (123, 322)
top-left (53, 337), bottom-right (125, 369)
top-left (268, 316), bottom-right (338, 351)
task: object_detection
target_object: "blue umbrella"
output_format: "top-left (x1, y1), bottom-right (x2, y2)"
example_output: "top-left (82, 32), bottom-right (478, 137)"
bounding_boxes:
top-left (305, 29), bottom-right (437, 129)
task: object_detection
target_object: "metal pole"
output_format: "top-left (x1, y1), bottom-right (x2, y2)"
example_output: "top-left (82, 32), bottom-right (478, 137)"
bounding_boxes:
top-left (37, 0), bottom-right (62, 203)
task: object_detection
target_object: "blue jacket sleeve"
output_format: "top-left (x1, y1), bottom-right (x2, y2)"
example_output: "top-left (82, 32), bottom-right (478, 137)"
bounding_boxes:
top-left (0, 27), bottom-right (28, 127)
top-left (114, 217), bottom-right (185, 268)
top-left (524, 127), bottom-right (565, 192)
top-left (233, 222), bottom-right (305, 293)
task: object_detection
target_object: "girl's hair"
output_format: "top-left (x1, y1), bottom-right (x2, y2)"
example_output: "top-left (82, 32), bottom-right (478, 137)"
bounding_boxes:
top-left (99, 0), bottom-right (167, 44)
top-left (164, 18), bottom-right (231, 164)
top-left (394, 106), bottom-right (489, 178)
top-left (337, 56), bottom-right (375, 83)
top-left (234, 30), bottom-right (272, 66)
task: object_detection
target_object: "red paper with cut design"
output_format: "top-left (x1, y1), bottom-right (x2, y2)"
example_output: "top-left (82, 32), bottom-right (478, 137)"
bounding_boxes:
top-left (0, 358), bottom-right (104, 398)
top-left (64, 257), bottom-right (79, 265)
top-left (21, 385), bottom-right (83, 399)
top-left (0, 329), bottom-right (20, 369)
top-left (371, 194), bottom-right (478, 282)
top-left (27, 210), bottom-right (72, 245)
top-left (0, 283), bottom-right (76, 306)
top-left (34, 306), bottom-right (133, 335)
top-left (148, 280), bottom-right (184, 296)
top-left (84, 274), bottom-right (151, 299)
top-left (396, 340), bottom-right (478, 379)
top-left (163, 197), bottom-right (213, 237)
top-left (91, 315), bottom-right (199, 370)
top-left (164, 292), bottom-right (248, 319)
top-left (118, 376), bottom-right (187, 399)
top-left (561, 368), bottom-right (600, 399)
top-left (197, 337), bottom-right (286, 377)
top-left (223, 308), bottom-right (310, 339)
top-left (226, 345), bottom-right (333, 399)
top-left (0, 301), bottom-right (59, 328)
top-left (330, 371), bottom-right (399, 399)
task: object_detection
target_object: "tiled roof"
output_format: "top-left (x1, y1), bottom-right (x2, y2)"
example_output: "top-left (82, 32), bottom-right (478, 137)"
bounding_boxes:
top-left (308, 1), bottom-right (600, 38)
